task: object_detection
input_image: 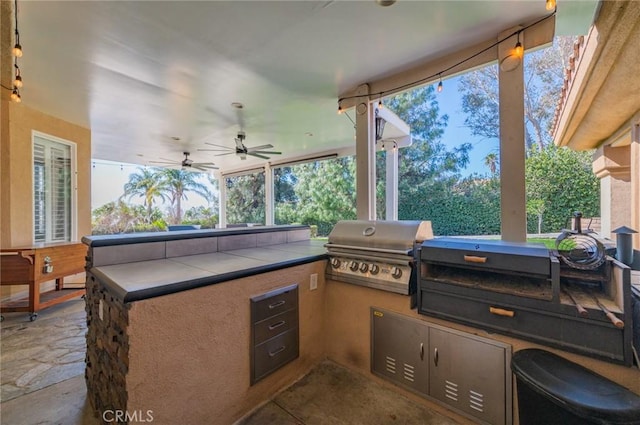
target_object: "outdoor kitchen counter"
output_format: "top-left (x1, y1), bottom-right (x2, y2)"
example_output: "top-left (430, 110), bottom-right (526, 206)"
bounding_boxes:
top-left (82, 224), bottom-right (326, 302)
top-left (84, 225), bottom-right (332, 425)
top-left (87, 239), bottom-right (327, 302)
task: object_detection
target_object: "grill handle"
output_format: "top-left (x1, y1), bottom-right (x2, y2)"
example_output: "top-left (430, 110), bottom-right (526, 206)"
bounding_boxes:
top-left (464, 255), bottom-right (487, 264)
top-left (325, 243), bottom-right (412, 256)
top-left (489, 306), bottom-right (515, 317)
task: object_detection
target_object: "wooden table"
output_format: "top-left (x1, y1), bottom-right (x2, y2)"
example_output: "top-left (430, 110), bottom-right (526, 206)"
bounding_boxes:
top-left (1, 242), bottom-right (87, 321)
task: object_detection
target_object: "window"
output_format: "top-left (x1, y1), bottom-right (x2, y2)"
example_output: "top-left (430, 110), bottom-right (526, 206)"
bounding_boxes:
top-left (225, 170), bottom-right (265, 225)
top-left (33, 133), bottom-right (76, 243)
top-left (273, 156), bottom-right (356, 236)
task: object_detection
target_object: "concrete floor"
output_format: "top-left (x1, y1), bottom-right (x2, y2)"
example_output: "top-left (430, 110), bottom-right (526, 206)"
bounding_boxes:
top-left (240, 361), bottom-right (461, 425)
top-left (0, 298), bottom-right (464, 425)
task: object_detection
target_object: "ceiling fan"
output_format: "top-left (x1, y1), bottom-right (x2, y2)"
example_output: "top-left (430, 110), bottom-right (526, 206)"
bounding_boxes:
top-left (198, 131), bottom-right (281, 160)
top-left (149, 152), bottom-right (219, 172)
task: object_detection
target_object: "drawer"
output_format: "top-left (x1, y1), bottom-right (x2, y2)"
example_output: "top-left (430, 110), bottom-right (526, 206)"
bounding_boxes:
top-left (251, 284), bottom-right (298, 322)
top-left (419, 288), bottom-right (626, 363)
top-left (252, 328), bottom-right (299, 384)
top-left (253, 308), bottom-right (298, 345)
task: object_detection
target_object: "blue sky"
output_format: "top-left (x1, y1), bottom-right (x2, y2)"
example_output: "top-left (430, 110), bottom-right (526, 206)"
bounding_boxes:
top-left (436, 75), bottom-right (499, 177)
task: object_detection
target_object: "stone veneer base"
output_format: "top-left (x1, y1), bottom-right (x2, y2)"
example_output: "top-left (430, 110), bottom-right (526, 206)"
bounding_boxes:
top-left (85, 272), bottom-right (130, 417)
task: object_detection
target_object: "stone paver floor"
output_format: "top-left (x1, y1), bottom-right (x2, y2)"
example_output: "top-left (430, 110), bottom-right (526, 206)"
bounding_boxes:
top-left (1, 298), bottom-right (87, 402)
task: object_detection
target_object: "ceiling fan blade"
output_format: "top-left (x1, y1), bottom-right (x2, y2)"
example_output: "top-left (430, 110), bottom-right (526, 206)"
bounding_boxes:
top-left (149, 160), bottom-right (178, 164)
top-left (251, 150), bottom-right (281, 155)
top-left (193, 163), bottom-right (219, 169)
top-left (246, 144), bottom-right (273, 152)
top-left (248, 153), bottom-right (270, 160)
top-left (192, 166), bottom-right (214, 172)
top-left (215, 152), bottom-right (235, 157)
top-left (204, 142), bottom-right (232, 150)
top-left (197, 148), bottom-right (228, 152)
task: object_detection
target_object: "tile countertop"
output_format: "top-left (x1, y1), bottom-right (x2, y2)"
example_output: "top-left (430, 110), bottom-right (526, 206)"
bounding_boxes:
top-left (89, 240), bottom-right (328, 303)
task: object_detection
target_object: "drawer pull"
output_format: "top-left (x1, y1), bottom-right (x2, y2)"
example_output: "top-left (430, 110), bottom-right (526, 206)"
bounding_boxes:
top-left (268, 320), bottom-right (286, 330)
top-left (464, 255), bottom-right (487, 263)
top-left (490, 306), bottom-right (515, 317)
top-left (434, 348), bottom-right (439, 366)
top-left (269, 346), bottom-right (286, 357)
top-left (268, 300), bottom-right (286, 309)
top-left (420, 343), bottom-right (424, 361)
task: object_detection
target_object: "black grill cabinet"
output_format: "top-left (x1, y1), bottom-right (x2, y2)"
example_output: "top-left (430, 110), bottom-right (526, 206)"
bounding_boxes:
top-left (419, 238), bottom-right (633, 365)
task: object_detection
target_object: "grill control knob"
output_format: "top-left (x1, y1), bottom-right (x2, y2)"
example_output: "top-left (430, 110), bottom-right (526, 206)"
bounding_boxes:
top-left (391, 267), bottom-right (403, 279)
top-left (349, 261), bottom-right (359, 271)
top-left (359, 263), bottom-right (368, 273)
top-left (330, 258), bottom-right (341, 269)
top-left (369, 264), bottom-right (380, 275)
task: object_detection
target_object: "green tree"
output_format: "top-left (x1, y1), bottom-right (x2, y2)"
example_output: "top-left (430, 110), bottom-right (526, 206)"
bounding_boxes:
top-left (458, 36), bottom-right (575, 151)
top-left (160, 169), bottom-right (211, 224)
top-left (226, 172), bottom-right (265, 224)
top-left (183, 206), bottom-right (218, 229)
top-left (384, 86), bottom-right (472, 226)
top-left (288, 157), bottom-right (357, 236)
top-left (122, 167), bottom-right (168, 223)
top-left (525, 146), bottom-right (599, 233)
top-left (484, 152), bottom-right (499, 176)
top-left (92, 200), bottom-right (165, 234)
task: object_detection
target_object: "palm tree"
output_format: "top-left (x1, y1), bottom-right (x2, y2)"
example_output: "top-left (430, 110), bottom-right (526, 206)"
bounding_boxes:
top-left (122, 167), bottom-right (168, 223)
top-left (484, 153), bottom-right (498, 176)
top-left (160, 169), bottom-right (211, 224)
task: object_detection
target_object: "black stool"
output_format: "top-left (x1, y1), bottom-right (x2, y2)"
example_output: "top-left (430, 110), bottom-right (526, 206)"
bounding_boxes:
top-left (511, 349), bottom-right (640, 425)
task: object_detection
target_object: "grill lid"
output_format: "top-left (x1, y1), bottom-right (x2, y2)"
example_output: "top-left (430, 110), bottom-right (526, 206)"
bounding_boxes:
top-left (421, 237), bottom-right (550, 258)
top-left (326, 220), bottom-right (433, 252)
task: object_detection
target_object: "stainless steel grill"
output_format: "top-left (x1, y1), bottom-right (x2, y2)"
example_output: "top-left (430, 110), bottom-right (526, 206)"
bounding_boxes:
top-left (325, 220), bottom-right (433, 295)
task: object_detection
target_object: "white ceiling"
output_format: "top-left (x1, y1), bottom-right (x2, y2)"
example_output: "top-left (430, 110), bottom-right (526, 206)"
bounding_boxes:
top-left (14, 0), bottom-right (597, 173)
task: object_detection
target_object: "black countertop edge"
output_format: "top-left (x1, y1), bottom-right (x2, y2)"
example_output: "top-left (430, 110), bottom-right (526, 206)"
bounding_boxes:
top-left (82, 224), bottom-right (309, 247)
top-left (91, 253), bottom-right (328, 303)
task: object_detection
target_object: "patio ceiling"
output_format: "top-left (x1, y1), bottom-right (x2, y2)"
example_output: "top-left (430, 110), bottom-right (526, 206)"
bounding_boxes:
top-left (3, 1), bottom-right (597, 172)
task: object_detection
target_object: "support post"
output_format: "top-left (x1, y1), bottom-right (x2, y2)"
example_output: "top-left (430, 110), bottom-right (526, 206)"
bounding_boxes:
top-left (218, 173), bottom-right (227, 228)
top-left (498, 28), bottom-right (527, 242)
top-left (265, 163), bottom-right (274, 225)
top-left (385, 146), bottom-right (398, 221)
top-left (355, 84), bottom-right (376, 220)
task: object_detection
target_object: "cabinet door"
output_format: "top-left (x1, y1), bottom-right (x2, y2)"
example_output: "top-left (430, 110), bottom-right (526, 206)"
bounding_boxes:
top-left (371, 309), bottom-right (428, 396)
top-left (429, 327), bottom-right (506, 425)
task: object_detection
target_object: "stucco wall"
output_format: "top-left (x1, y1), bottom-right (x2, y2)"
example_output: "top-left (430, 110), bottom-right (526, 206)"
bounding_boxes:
top-left (125, 261), bottom-right (326, 425)
top-left (0, 101), bottom-right (91, 297)
top-left (324, 279), bottom-right (640, 425)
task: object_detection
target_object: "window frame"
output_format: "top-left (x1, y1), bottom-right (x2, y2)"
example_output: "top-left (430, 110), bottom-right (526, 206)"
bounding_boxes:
top-left (32, 130), bottom-right (78, 244)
